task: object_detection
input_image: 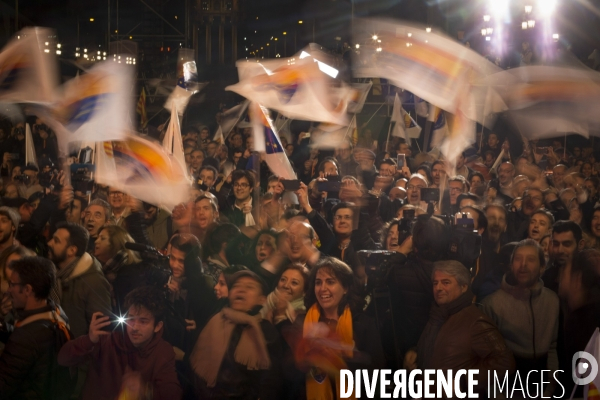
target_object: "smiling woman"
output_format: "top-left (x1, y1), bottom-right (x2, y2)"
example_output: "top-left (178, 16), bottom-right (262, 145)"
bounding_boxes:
top-left (294, 257), bottom-right (384, 399)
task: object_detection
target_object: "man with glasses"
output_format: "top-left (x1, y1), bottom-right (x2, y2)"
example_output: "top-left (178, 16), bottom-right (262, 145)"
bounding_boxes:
top-left (17, 165), bottom-right (44, 199)
top-left (405, 173), bottom-right (429, 207)
top-left (223, 170), bottom-right (256, 227)
top-left (107, 187), bottom-right (130, 227)
top-left (443, 176), bottom-right (468, 215)
top-left (0, 257), bottom-right (75, 398)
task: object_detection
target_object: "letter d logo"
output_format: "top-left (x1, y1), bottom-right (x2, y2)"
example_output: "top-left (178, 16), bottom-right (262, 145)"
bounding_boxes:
top-left (573, 351), bottom-right (599, 386)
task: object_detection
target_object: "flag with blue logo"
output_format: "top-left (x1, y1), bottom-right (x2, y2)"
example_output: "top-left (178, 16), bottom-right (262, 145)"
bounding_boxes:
top-left (48, 61), bottom-right (132, 151)
top-left (164, 60), bottom-right (205, 115)
top-left (0, 27), bottom-right (58, 104)
top-left (227, 57), bottom-right (349, 125)
top-left (251, 103), bottom-right (296, 180)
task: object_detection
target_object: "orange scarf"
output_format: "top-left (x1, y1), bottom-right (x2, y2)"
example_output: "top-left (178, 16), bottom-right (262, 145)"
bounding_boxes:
top-left (302, 304), bottom-right (355, 400)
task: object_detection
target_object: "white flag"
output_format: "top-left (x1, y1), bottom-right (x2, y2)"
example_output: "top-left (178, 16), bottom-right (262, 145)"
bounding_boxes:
top-left (25, 124), bottom-right (37, 167)
top-left (162, 105), bottom-right (187, 178)
top-left (0, 27), bottom-right (58, 104)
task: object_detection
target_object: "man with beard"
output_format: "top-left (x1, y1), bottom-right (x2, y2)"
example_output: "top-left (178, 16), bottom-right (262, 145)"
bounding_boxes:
top-left (405, 173), bottom-right (429, 207)
top-left (506, 187), bottom-right (545, 242)
top-left (144, 202), bottom-right (172, 251)
top-left (82, 199), bottom-right (111, 253)
top-left (0, 206), bottom-right (19, 253)
top-left (472, 203), bottom-right (509, 302)
top-left (543, 220), bottom-right (584, 294)
top-left (481, 239), bottom-right (559, 397)
top-left (47, 221), bottom-right (111, 338)
top-left (431, 161), bottom-right (446, 188)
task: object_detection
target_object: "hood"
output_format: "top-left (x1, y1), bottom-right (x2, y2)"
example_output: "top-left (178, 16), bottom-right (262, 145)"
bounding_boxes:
top-left (500, 274), bottom-right (544, 301)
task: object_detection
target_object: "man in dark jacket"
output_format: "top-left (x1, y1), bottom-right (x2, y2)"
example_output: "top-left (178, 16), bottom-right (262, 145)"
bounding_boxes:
top-left (0, 256), bottom-right (75, 399)
top-left (390, 216), bottom-right (449, 364)
top-left (58, 286), bottom-right (182, 400)
top-left (47, 221), bottom-right (111, 338)
top-left (413, 260), bottom-right (514, 396)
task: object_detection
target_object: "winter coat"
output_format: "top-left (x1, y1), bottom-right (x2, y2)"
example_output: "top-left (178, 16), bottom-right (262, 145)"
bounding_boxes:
top-left (57, 326), bottom-right (181, 400)
top-left (0, 304), bottom-right (74, 399)
top-left (58, 253), bottom-right (112, 338)
top-left (480, 276), bottom-right (559, 372)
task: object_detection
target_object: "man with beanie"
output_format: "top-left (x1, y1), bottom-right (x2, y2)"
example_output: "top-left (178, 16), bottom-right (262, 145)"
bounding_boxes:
top-left (0, 206), bottom-right (19, 253)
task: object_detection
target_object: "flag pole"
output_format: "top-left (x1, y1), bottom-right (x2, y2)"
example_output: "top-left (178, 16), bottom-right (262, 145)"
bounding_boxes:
top-left (386, 120), bottom-right (392, 153)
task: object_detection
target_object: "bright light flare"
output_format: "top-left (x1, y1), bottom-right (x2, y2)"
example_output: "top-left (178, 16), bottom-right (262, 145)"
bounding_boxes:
top-left (481, 29), bottom-right (487, 36)
top-left (489, 0), bottom-right (510, 22)
top-left (525, 5), bottom-right (533, 13)
top-left (372, 35), bottom-right (378, 40)
top-left (355, 44), bottom-right (360, 49)
top-left (537, 0), bottom-right (557, 17)
top-left (425, 27), bottom-right (432, 33)
top-left (553, 33), bottom-right (560, 40)
top-left (528, 20), bottom-right (536, 28)
top-left (117, 316), bottom-right (126, 324)
top-left (483, 15), bottom-right (491, 22)
top-left (522, 22), bottom-right (528, 29)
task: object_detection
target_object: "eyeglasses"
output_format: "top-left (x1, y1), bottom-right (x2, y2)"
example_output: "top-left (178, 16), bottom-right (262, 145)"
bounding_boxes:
top-left (109, 191), bottom-right (124, 197)
top-left (407, 185), bottom-right (426, 191)
top-left (8, 281), bottom-right (23, 288)
top-left (449, 187), bottom-right (463, 193)
top-left (233, 183), bottom-right (250, 189)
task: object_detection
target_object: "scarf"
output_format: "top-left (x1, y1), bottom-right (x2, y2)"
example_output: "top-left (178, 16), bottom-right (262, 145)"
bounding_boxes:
top-left (261, 289), bottom-right (306, 324)
top-left (302, 304), bottom-right (355, 400)
top-left (189, 307), bottom-right (270, 387)
top-left (235, 198), bottom-right (256, 227)
top-left (417, 289), bottom-right (474, 369)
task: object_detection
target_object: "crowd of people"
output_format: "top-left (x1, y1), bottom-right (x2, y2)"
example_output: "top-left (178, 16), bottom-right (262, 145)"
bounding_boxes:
top-left (0, 106), bottom-right (599, 400)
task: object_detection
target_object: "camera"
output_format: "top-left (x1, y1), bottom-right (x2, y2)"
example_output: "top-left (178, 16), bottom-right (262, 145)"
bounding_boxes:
top-left (14, 174), bottom-right (30, 185)
top-left (358, 250), bottom-right (396, 289)
top-left (446, 213), bottom-right (482, 271)
top-left (397, 209), bottom-right (416, 245)
top-left (124, 243), bottom-right (172, 288)
top-left (39, 169), bottom-right (60, 189)
top-left (70, 164), bottom-right (94, 194)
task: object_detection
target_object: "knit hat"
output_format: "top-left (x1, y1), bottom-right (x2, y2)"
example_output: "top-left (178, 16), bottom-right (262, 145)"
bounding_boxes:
top-left (0, 206), bottom-right (21, 229)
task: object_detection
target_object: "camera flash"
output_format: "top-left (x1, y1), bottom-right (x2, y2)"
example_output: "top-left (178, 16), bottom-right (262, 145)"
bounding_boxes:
top-left (117, 316), bottom-right (126, 324)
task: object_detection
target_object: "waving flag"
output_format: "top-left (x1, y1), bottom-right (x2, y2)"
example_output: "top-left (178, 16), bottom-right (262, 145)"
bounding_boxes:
top-left (164, 60), bottom-right (205, 115)
top-left (274, 112), bottom-right (293, 144)
top-left (347, 82), bottom-right (372, 114)
top-left (0, 27), bottom-right (58, 104)
top-left (95, 134), bottom-right (191, 210)
top-left (162, 105), bottom-right (187, 177)
top-left (353, 19), bottom-right (501, 125)
top-left (485, 65), bottom-right (600, 138)
top-left (49, 61), bottom-right (132, 150)
top-left (227, 57), bottom-right (349, 125)
top-left (219, 100), bottom-right (250, 139)
top-left (251, 103), bottom-right (296, 179)
top-left (391, 93), bottom-right (408, 140)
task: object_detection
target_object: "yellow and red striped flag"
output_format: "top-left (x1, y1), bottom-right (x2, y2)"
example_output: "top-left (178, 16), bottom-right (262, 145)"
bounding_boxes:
top-left (136, 87), bottom-right (148, 128)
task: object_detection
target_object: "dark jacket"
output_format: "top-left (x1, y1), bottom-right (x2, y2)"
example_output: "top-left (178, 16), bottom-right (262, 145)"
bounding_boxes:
top-left (57, 326), bottom-right (181, 400)
top-left (390, 253), bottom-right (436, 359)
top-left (307, 209), bottom-right (378, 270)
top-left (418, 300), bottom-right (515, 395)
top-left (0, 304), bottom-right (74, 399)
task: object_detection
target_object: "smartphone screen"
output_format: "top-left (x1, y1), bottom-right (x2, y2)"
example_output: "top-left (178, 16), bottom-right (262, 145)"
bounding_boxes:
top-left (397, 154), bottom-right (406, 168)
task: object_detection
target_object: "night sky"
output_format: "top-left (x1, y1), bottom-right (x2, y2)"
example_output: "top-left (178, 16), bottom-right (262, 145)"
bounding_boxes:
top-left (8, 0), bottom-right (600, 59)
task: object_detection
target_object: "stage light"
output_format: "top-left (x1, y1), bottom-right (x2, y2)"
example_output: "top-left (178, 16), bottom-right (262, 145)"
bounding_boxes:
top-left (486, 28), bottom-right (493, 35)
top-left (537, 0), bottom-right (557, 17)
top-left (522, 22), bottom-right (528, 29)
top-left (376, 47), bottom-right (382, 52)
top-left (425, 27), bottom-right (432, 33)
top-left (481, 29), bottom-right (487, 36)
top-left (485, 36), bottom-right (491, 41)
top-left (528, 20), bottom-right (535, 28)
top-left (525, 5), bottom-right (533, 13)
top-left (355, 44), bottom-right (360, 49)
top-left (553, 33), bottom-right (560, 40)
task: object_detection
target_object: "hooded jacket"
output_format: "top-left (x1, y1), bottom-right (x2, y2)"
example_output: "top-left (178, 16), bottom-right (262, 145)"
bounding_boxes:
top-left (58, 253), bottom-right (112, 338)
top-left (480, 275), bottom-right (559, 372)
top-left (57, 326), bottom-right (181, 400)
